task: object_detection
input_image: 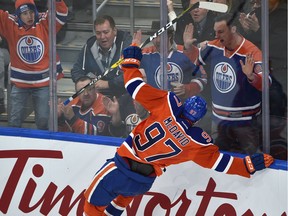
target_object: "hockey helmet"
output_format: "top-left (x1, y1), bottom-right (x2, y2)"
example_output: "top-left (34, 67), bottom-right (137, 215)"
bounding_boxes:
top-left (182, 96), bottom-right (207, 123)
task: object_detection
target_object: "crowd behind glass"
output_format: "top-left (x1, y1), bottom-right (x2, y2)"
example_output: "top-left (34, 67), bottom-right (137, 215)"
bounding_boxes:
top-left (0, 0), bottom-right (287, 160)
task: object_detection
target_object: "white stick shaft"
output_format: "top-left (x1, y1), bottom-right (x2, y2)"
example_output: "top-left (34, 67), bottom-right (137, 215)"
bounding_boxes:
top-left (199, 1), bottom-right (228, 13)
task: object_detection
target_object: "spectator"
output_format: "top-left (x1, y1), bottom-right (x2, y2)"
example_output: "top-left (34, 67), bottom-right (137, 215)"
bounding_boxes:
top-left (83, 43), bottom-right (274, 216)
top-left (58, 76), bottom-right (125, 137)
top-left (71, 15), bottom-right (132, 98)
top-left (238, 0), bottom-right (287, 109)
top-left (238, 0), bottom-right (287, 159)
top-left (183, 13), bottom-right (272, 154)
top-left (238, 0), bottom-right (262, 48)
top-left (170, 0), bottom-right (216, 46)
top-left (0, 0), bottom-right (68, 129)
top-left (139, 21), bottom-right (207, 101)
top-left (168, 0), bottom-right (247, 47)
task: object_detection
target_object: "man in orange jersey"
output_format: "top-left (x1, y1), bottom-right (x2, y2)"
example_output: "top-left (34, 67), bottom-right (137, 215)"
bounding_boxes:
top-left (183, 13), bottom-right (272, 154)
top-left (0, 0), bottom-right (67, 129)
top-left (57, 76), bottom-right (125, 137)
top-left (83, 43), bottom-right (274, 216)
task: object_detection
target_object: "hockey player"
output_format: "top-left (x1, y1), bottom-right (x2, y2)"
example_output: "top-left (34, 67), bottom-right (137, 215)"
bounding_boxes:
top-left (83, 43), bottom-right (274, 216)
top-left (0, 0), bottom-right (68, 129)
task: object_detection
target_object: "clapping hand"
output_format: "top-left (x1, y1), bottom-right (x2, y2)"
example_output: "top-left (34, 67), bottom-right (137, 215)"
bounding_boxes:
top-left (239, 12), bottom-right (260, 33)
top-left (102, 96), bottom-right (119, 115)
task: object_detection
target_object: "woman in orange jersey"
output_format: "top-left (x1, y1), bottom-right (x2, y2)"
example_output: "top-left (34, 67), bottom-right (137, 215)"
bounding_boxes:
top-left (83, 44), bottom-right (274, 216)
top-left (0, 0), bottom-right (68, 129)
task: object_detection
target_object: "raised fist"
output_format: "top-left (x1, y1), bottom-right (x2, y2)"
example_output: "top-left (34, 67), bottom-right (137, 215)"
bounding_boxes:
top-left (121, 44), bottom-right (142, 68)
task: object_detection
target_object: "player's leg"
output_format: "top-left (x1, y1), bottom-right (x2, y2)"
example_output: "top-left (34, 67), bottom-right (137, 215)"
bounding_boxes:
top-left (83, 199), bottom-right (107, 216)
top-left (84, 158), bottom-right (136, 215)
top-left (105, 195), bottom-right (134, 216)
top-left (84, 167), bottom-right (134, 216)
top-left (84, 159), bottom-right (118, 215)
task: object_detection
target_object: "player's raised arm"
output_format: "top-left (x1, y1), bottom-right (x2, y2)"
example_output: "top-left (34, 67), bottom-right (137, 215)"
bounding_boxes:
top-left (121, 44), bottom-right (170, 114)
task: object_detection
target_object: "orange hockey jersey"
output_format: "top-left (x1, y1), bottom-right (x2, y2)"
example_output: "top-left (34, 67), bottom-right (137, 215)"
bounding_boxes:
top-left (58, 93), bottom-right (124, 137)
top-left (0, 0), bottom-right (68, 88)
top-left (117, 66), bottom-right (251, 178)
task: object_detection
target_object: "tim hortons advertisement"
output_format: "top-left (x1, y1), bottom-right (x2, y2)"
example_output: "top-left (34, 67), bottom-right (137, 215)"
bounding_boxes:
top-left (0, 133), bottom-right (287, 216)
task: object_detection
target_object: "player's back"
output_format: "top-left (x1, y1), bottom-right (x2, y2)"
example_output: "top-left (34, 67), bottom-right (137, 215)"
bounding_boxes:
top-left (117, 66), bottom-right (214, 176)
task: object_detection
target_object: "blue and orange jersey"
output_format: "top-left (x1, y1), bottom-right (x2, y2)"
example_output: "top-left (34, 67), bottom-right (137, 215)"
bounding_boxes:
top-left (141, 45), bottom-right (197, 90)
top-left (0, 0), bottom-right (68, 88)
top-left (59, 93), bottom-right (122, 137)
top-left (199, 37), bottom-right (271, 123)
top-left (117, 66), bottom-right (251, 178)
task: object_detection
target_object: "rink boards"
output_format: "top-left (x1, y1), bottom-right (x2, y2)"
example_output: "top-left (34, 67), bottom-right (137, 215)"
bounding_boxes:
top-left (0, 127), bottom-right (287, 216)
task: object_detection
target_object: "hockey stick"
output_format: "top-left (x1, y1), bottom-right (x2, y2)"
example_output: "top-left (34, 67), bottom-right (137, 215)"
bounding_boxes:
top-left (63, 1), bottom-right (228, 106)
top-left (106, 1), bottom-right (228, 68)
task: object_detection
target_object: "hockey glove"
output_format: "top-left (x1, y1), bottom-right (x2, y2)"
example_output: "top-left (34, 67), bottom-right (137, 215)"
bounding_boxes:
top-left (122, 43), bottom-right (142, 68)
top-left (244, 153), bottom-right (274, 174)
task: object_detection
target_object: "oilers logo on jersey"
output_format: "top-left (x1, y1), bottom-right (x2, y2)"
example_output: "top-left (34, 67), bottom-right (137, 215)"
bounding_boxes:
top-left (213, 62), bottom-right (236, 93)
top-left (125, 114), bottom-right (142, 134)
top-left (155, 62), bottom-right (183, 90)
top-left (17, 35), bottom-right (44, 64)
top-left (96, 120), bottom-right (105, 133)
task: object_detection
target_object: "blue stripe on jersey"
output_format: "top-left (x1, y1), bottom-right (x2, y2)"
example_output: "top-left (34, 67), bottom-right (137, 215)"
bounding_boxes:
top-left (215, 154), bottom-right (231, 172)
top-left (10, 65), bottom-right (63, 81)
top-left (10, 70), bottom-right (49, 81)
top-left (125, 135), bottom-right (133, 148)
top-left (56, 13), bottom-right (67, 24)
top-left (126, 79), bottom-right (143, 96)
